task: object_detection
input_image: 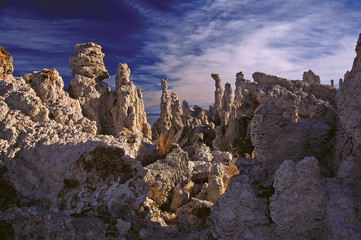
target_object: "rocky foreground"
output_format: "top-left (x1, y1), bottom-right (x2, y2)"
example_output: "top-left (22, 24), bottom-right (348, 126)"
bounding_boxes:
top-left (0, 34), bottom-right (360, 239)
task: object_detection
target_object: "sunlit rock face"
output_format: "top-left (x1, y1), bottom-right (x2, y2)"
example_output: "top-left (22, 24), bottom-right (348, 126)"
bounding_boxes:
top-left (69, 42), bottom-right (151, 139)
top-left (1, 34), bottom-right (361, 239)
top-left (0, 46), bottom-right (13, 79)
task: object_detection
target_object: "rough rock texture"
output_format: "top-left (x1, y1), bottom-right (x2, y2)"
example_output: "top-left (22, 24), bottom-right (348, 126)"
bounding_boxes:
top-left (0, 46), bottom-right (13, 79)
top-left (0, 88), bottom-right (153, 239)
top-left (69, 43), bottom-right (151, 138)
top-left (207, 175), bottom-right (273, 240)
top-left (250, 102), bottom-right (335, 174)
top-left (3, 34), bottom-right (361, 239)
top-left (0, 75), bottom-right (49, 123)
top-left (270, 157), bottom-right (326, 239)
top-left (250, 71), bottom-right (335, 117)
top-left (303, 69), bottom-right (321, 84)
top-left (153, 78), bottom-right (214, 148)
top-left (170, 183), bottom-right (189, 212)
top-left (69, 42), bottom-right (110, 133)
top-left (206, 164), bottom-right (226, 203)
top-left (23, 69), bottom-right (97, 134)
top-left (323, 178), bottom-right (361, 240)
top-left (220, 83), bottom-right (233, 126)
top-left (112, 63), bottom-right (152, 138)
top-left (234, 71), bottom-right (245, 105)
top-left (152, 79), bottom-right (172, 138)
top-left (176, 198), bottom-right (213, 232)
top-left (143, 148), bottom-right (191, 207)
top-left (211, 73), bottom-right (223, 123)
top-left (336, 33), bottom-right (361, 172)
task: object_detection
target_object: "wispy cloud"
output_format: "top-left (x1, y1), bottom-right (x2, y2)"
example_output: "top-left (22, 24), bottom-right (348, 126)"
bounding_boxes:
top-left (1, 0), bottom-right (360, 113)
top-left (123, 0), bottom-right (361, 112)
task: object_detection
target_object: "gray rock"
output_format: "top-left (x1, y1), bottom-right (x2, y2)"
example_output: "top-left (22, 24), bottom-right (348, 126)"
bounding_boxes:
top-left (207, 175), bottom-right (273, 240)
top-left (270, 157), bottom-right (326, 239)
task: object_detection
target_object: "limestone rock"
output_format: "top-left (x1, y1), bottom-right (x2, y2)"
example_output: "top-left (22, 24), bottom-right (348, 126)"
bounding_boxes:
top-left (69, 42), bottom-right (110, 133)
top-left (23, 69), bottom-right (97, 134)
top-left (220, 83), bottom-right (233, 126)
top-left (212, 73), bottom-right (223, 113)
top-left (250, 102), bottom-right (334, 174)
top-left (206, 164), bottom-right (226, 203)
top-left (0, 75), bottom-right (49, 123)
top-left (270, 157), bottom-right (326, 239)
top-left (153, 78), bottom-right (213, 147)
top-left (337, 156), bottom-right (361, 181)
top-left (143, 148), bottom-right (191, 207)
top-left (336, 33), bottom-right (361, 172)
top-left (250, 72), bottom-right (335, 117)
top-left (0, 46), bottom-right (13, 79)
top-left (235, 157), bottom-right (269, 184)
top-left (234, 71), bottom-right (245, 105)
top-left (68, 43), bottom-right (151, 138)
top-left (207, 174), bottom-right (272, 240)
top-left (323, 178), bottom-right (361, 240)
top-left (303, 69), bottom-right (320, 84)
top-left (152, 78), bottom-right (172, 138)
top-left (176, 198), bottom-right (213, 231)
top-left (170, 92), bottom-right (184, 132)
top-left (170, 184), bottom-right (190, 212)
top-left (112, 63), bottom-right (152, 138)
top-left (0, 89), bottom-right (152, 238)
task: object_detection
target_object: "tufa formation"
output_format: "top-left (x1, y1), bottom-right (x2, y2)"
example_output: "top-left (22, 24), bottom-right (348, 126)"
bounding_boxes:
top-left (0, 34), bottom-right (361, 239)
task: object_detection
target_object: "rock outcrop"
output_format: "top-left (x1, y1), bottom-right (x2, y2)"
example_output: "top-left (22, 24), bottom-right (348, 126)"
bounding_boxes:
top-left (0, 79), bottom-right (151, 239)
top-left (207, 175), bottom-right (273, 240)
top-left (152, 79), bottom-right (172, 138)
top-left (23, 69), bottom-right (97, 134)
top-left (152, 78), bottom-right (212, 147)
top-left (2, 33), bottom-right (361, 239)
top-left (250, 71), bottom-right (335, 117)
top-left (69, 43), bottom-right (151, 138)
top-left (112, 63), bottom-right (152, 138)
top-left (143, 148), bottom-right (191, 207)
top-left (336, 33), bottom-right (361, 172)
top-left (0, 46), bottom-right (13, 79)
top-left (250, 102), bottom-right (335, 174)
top-left (303, 69), bottom-right (321, 84)
top-left (68, 42), bottom-right (110, 133)
top-left (270, 157), bottom-right (326, 239)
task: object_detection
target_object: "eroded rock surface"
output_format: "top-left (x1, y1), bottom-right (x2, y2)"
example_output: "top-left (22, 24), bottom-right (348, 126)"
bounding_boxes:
top-left (336, 33), bottom-right (361, 171)
top-left (208, 175), bottom-right (273, 240)
top-left (69, 42), bottom-right (151, 138)
top-left (0, 47), bottom-right (13, 79)
top-left (250, 102), bottom-right (335, 174)
top-left (2, 33), bottom-right (361, 239)
top-left (23, 69), bottom-right (97, 134)
top-left (270, 157), bottom-right (326, 239)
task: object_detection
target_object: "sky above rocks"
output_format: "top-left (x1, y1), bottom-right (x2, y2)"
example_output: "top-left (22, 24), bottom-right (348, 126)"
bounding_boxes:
top-left (1, 0), bottom-right (361, 112)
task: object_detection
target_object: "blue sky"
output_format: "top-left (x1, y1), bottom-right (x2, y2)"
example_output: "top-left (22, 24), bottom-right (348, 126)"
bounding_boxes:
top-left (1, 0), bottom-right (361, 113)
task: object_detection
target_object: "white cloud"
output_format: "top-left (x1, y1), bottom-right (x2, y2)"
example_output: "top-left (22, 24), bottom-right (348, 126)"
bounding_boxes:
top-left (124, 0), bottom-right (361, 112)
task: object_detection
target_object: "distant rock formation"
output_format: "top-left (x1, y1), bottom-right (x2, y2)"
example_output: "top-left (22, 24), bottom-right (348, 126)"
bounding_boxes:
top-left (152, 78), bottom-right (211, 146)
top-left (153, 65), bottom-right (336, 161)
top-left (69, 42), bottom-right (151, 138)
top-left (303, 69), bottom-right (321, 84)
